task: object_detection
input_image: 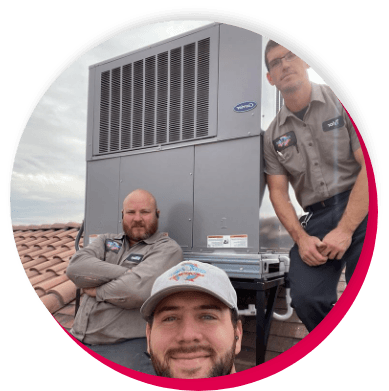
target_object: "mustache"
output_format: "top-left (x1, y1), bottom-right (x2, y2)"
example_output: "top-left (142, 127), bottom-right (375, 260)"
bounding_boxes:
top-left (166, 345), bottom-right (215, 357)
top-left (131, 222), bottom-right (145, 228)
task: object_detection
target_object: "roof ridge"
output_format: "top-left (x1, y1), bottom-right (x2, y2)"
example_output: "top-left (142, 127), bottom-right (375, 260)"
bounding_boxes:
top-left (12, 222), bottom-right (81, 232)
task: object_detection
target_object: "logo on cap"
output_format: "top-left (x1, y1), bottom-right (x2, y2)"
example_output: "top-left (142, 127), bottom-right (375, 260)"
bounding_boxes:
top-left (169, 262), bottom-right (206, 282)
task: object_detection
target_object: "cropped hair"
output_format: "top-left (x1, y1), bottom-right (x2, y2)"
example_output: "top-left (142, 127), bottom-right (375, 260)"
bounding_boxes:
top-left (264, 40), bottom-right (280, 72)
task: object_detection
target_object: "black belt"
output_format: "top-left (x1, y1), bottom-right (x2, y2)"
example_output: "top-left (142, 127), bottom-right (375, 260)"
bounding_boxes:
top-left (305, 190), bottom-right (351, 212)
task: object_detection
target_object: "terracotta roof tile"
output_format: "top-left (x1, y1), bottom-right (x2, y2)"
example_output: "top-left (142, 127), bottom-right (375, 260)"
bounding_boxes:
top-left (41, 293), bottom-right (63, 313)
top-left (14, 222), bottom-right (82, 328)
top-left (30, 258), bottom-right (63, 273)
top-left (30, 271), bottom-right (57, 286)
top-left (41, 245), bottom-right (73, 259)
top-left (35, 274), bottom-right (69, 296)
top-left (53, 248), bottom-right (76, 261)
top-left (22, 258), bottom-right (45, 269)
top-left (55, 228), bottom-right (79, 239)
top-left (47, 280), bottom-right (77, 305)
top-left (17, 236), bottom-right (60, 250)
top-left (47, 262), bottom-right (69, 275)
top-left (27, 245), bottom-right (56, 259)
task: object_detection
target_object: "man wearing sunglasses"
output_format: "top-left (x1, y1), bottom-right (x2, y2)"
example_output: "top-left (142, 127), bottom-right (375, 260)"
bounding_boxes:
top-left (263, 40), bottom-right (368, 332)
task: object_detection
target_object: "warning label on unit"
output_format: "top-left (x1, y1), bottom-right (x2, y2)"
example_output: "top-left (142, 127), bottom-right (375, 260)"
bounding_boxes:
top-left (207, 235), bottom-right (248, 248)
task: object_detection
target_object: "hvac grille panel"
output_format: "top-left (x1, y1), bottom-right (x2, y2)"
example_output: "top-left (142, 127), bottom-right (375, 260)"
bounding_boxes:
top-left (121, 64), bottom-right (132, 150)
top-left (156, 51), bottom-right (168, 144)
top-left (110, 67), bottom-right (121, 152)
top-left (97, 37), bottom-right (211, 155)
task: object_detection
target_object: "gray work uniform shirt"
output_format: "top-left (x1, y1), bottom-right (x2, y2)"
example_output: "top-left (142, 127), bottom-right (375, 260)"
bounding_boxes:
top-left (66, 230), bottom-right (183, 345)
top-left (263, 82), bottom-right (361, 210)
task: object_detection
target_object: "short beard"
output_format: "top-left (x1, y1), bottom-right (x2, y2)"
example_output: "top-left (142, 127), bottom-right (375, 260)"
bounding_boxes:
top-left (149, 340), bottom-right (237, 378)
top-left (123, 218), bottom-right (158, 243)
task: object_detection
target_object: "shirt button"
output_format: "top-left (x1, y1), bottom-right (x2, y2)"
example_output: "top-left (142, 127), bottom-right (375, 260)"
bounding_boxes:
top-left (320, 182), bottom-right (324, 185)
top-left (314, 162), bottom-right (319, 166)
top-left (308, 142), bottom-right (313, 146)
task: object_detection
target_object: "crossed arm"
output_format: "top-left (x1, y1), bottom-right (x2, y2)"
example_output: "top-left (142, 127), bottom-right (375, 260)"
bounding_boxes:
top-left (66, 236), bottom-right (183, 309)
top-left (266, 148), bottom-right (368, 266)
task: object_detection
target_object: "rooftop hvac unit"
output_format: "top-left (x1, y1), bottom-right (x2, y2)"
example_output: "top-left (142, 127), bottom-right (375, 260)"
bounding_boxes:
top-left (84, 23), bottom-right (301, 280)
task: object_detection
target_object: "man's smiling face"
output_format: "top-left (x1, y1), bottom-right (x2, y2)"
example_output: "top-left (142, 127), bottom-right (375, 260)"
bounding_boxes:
top-left (146, 291), bottom-right (242, 379)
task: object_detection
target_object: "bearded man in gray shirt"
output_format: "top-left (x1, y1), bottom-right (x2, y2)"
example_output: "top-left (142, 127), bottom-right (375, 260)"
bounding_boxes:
top-left (66, 189), bottom-right (183, 374)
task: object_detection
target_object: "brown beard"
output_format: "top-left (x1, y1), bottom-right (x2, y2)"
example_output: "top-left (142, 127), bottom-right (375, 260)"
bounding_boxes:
top-left (122, 218), bottom-right (158, 243)
top-left (149, 339), bottom-right (237, 378)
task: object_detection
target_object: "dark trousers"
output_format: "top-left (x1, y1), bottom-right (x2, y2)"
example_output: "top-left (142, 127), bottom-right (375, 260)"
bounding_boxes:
top-left (83, 337), bottom-right (156, 375)
top-left (288, 194), bottom-right (368, 332)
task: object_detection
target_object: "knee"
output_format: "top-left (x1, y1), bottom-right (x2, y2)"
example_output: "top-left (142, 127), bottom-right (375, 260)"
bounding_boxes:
top-left (290, 284), bottom-right (318, 311)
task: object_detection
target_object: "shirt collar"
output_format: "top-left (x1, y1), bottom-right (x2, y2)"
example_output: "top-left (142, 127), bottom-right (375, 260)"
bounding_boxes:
top-left (278, 82), bottom-right (325, 126)
top-left (143, 230), bottom-right (164, 244)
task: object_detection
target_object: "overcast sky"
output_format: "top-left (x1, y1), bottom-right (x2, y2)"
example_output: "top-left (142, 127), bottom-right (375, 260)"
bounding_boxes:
top-left (10, 20), bottom-right (325, 226)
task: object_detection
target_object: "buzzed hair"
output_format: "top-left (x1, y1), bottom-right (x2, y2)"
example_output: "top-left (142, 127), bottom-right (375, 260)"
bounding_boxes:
top-left (264, 40), bottom-right (280, 72)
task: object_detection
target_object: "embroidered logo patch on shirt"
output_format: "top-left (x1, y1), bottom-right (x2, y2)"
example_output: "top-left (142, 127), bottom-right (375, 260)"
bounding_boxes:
top-left (322, 116), bottom-right (345, 132)
top-left (169, 262), bottom-right (206, 282)
top-left (105, 239), bottom-right (122, 253)
top-left (273, 131), bottom-right (297, 152)
top-left (125, 254), bottom-right (144, 264)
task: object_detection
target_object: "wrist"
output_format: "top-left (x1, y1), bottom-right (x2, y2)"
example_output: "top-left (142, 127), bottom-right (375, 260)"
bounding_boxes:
top-left (335, 221), bottom-right (355, 236)
top-left (293, 227), bottom-right (309, 245)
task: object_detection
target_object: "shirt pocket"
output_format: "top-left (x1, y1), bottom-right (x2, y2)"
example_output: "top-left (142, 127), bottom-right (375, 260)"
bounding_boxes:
top-left (321, 125), bottom-right (352, 164)
top-left (276, 144), bottom-right (306, 176)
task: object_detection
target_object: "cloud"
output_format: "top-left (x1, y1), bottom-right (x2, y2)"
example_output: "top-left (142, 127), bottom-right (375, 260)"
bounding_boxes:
top-left (10, 21), bottom-right (213, 226)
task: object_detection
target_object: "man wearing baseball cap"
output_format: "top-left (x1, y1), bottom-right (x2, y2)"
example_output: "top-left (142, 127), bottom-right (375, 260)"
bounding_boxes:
top-left (140, 261), bottom-right (243, 378)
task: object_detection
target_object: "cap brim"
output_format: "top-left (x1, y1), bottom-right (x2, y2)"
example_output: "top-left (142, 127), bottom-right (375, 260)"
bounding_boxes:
top-left (140, 284), bottom-right (236, 320)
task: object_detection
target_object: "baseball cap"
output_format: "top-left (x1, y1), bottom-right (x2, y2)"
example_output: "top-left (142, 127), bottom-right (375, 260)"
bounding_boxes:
top-left (140, 260), bottom-right (238, 320)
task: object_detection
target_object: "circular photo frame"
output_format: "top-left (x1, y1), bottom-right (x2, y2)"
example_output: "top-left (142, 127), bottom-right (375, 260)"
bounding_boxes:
top-left (8, 7), bottom-right (382, 390)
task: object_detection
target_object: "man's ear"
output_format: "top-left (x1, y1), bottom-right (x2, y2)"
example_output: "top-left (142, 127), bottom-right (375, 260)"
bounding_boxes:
top-left (234, 320), bottom-right (243, 355)
top-left (146, 322), bottom-right (151, 354)
top-left (266, 72), bottom-right (275, 86)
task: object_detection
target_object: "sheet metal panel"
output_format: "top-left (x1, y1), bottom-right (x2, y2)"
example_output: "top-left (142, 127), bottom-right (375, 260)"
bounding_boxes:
top-left (84, 158), bottom-right (121, 245)
top-left (217, 24), bottom-right (263, 141)
top-left (192, 136), bottom-right (261, 253)
top-left (118, 147), bottom-right (194, 249)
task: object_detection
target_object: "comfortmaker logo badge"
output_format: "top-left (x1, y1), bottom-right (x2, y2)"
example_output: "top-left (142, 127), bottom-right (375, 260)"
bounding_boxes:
top-left (169, 262), bottom-right (206, 282)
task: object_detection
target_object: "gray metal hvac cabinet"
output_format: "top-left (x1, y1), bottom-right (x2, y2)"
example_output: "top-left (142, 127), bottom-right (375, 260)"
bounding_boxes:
top-left (83, 22), bottom-right (302, 364)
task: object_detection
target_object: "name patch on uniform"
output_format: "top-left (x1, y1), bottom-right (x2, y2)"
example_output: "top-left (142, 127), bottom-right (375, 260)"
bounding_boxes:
top-left (126, 254), bottom-right (144, 264)
top-left (105, 239), bottom-right (122, 253)
top-left (322, 116), bottom-right (345, 132)
top-left (273, 131), bottom-right (297, 152)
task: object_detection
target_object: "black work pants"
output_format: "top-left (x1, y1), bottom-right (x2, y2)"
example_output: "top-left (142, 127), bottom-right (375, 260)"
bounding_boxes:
top-left (288, 195), bottom-right (368, 332)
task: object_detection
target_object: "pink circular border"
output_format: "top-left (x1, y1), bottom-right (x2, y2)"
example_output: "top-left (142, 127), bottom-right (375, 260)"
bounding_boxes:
top-left (56, 108), bottom-right (378, 390)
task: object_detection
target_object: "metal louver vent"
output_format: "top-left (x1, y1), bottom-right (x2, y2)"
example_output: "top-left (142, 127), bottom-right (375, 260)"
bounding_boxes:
top-left (98, 37), bottom-right (211, 155)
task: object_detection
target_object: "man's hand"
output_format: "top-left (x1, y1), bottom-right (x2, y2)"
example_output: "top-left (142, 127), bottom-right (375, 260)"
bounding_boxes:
top-left (320, 227), bottom-right (352, 260)
top-left (83, 287), bottom-right (97, 297)
top-left (297, 235), bottom-right (328, 266)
